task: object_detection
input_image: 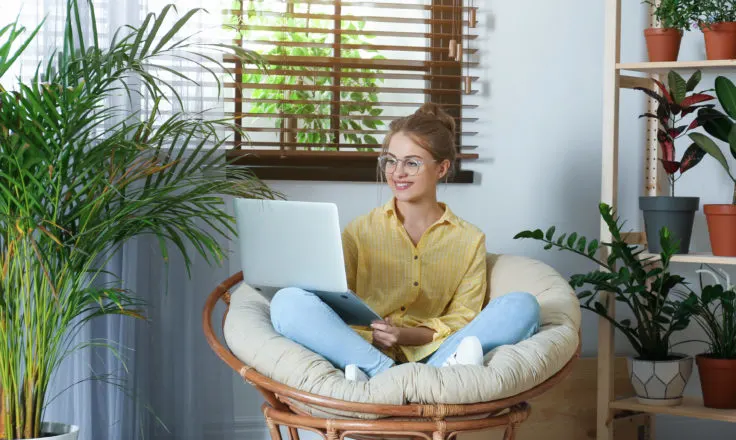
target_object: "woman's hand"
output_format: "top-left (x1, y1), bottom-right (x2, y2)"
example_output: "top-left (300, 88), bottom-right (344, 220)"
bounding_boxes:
top-left (371, 318), bottom-right (436, 348)
top-left (371, 318), bottom-right (401, 349)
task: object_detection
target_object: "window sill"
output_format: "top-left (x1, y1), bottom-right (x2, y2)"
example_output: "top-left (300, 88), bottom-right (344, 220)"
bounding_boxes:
top-left (228, 166), bottom-right (475, 183)
top-left (225, 149), bottom-right (476, 183)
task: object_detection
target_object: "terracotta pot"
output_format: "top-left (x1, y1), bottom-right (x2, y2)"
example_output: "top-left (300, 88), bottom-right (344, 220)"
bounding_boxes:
top-left (704, 204), bottom-right (736, 256)
top-left (700, 22), bottom-right (736, 60)
top-left (644, 28), bottom-right (683, 62)
top-left (627, 354), bottom-right (693, 406)
top-left (696, 354), bottom-right (736, 409)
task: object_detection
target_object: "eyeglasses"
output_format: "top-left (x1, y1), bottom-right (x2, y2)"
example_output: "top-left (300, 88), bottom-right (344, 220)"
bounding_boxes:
top-left (378, 155), bottom-right (435, 176)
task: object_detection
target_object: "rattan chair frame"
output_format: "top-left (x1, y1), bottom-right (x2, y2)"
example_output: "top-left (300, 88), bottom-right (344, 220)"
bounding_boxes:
top-left (203, 271), bottom-right (581, 440)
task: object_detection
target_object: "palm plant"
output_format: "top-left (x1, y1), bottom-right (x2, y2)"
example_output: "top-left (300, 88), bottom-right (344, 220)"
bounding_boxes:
top-left (0, 1), bottom-right (277, 438)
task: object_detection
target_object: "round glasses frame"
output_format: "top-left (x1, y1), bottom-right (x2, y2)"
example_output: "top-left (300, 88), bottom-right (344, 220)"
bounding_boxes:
top-left (377, 154), bottom-right (437, 176)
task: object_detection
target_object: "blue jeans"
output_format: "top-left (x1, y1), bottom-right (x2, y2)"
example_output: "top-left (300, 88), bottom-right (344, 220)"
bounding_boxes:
top-left (270, 288), bottom-right (540, 378)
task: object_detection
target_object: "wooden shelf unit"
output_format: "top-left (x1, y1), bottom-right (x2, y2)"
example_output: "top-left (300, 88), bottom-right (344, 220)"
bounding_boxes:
top-left (617, 59), bottom-right (736, 74)
top-left (611, 397), bottom-right (736, 423)
top-left (640, 252), bottom-right (736, 266)
top-left (598, 0), bottom-right (736, 439)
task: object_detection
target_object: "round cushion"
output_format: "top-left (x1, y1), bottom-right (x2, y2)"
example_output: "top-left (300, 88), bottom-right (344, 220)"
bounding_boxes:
top-left (223, 253), bottom-right (581, 419)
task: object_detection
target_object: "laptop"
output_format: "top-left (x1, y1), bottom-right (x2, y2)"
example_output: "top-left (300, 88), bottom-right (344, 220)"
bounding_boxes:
top-left (233, 198), bottom-right (383, 326)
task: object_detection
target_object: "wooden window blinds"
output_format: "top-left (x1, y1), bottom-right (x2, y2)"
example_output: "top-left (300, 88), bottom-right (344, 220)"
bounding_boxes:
top-left (224, 0), bottom-right (479, 182)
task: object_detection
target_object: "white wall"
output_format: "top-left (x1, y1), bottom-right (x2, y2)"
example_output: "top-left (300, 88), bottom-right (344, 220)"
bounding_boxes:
top-left (229, 1), bottom-right (736, 438)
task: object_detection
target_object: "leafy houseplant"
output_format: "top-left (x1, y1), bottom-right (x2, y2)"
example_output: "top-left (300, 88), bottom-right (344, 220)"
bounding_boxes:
top-left (0, 1), bottom-right (276, 439)
top-left (690, 0), bottom-right (736, 60)
top-left (690, 76), bottom-right (736, 256)
top-left (686, 267), bottom-right (736, 408)
top-left (514, 203), bottom-right (698, 405)
top-left (635, 70), bottom-right (714, 254)
top-left (227, 0), bottom-right (384, 150)
top-left (642, 0), bottom-right (696, 61)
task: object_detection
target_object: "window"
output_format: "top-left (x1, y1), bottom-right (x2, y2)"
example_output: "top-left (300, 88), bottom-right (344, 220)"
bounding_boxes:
top-left (223, 0), bottom-right (479, 182)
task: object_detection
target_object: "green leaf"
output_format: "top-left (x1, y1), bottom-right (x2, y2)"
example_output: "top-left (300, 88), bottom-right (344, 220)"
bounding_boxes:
top-left (576, 236), bottom-right (587, 253)
top-left (689, 132), bottom-right (731, 176)
top-left (567, 232), bottom-right (578, 248)
top-left (545, 226), bottom-right (556, 240)
top-left (577, 291), bottom-right (594, 300)
top-left (587, 239), bottom-right (599, 257)
top-left (668, 70), bottom-right (687, 104)
top-left (686, 70), bottom-right (702, 92)
top-left (716, 76), bottom-right (736, 119)
top-left (594, 301), bottom-right (609, 317)
top-left (544, 243), bottom-right (553, 250)
top-left (729, 124), bottom-right (736, 162)
top-left (620, 319), bottom-right (632, 328)
top-left (556, 233), bottom-right (568, 246)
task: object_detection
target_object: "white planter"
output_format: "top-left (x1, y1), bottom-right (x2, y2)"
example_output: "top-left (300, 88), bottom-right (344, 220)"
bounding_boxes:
top-left (627, 354), bottom-right (693, 406)
top-left (13, 422), bottom-right (79, 440)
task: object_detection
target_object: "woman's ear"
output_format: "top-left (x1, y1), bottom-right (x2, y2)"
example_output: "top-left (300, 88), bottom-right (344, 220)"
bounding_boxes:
top-left (437, 159), bottom-right (451, 180)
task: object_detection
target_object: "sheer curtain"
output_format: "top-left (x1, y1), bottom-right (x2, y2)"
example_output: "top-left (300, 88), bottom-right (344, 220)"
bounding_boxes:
top-left (5, 1), bottom-right (252, 439)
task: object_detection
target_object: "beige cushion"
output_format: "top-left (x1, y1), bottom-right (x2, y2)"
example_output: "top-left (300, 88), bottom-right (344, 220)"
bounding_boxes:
top-left (223, 253), bottom-right (581, 419)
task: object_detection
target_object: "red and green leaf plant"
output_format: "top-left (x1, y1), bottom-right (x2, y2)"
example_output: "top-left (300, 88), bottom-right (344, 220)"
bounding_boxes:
top-left (635, 70), bottom-right (715, 196)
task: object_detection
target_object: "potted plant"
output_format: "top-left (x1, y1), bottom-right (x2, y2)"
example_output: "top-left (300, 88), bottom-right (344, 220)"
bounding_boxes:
top-left (690, 76), bottom-right (736, 256)
top-left (643, 0), bottom-right (695, 61)
top-left (0, 1), bottom-right (276, 439)
top-left (691, 0), bottom-right (736, 60)
top-left (684, 266), bottom-right (736, 408)
top-left (515, 203), bottom-right (698, 406)
top-left (635, 70), bottom-right (715, 254)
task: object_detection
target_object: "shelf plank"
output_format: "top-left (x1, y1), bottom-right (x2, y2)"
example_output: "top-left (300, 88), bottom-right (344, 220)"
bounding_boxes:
top-left (610, 396), bottom-right (736, 422)
top-left (640, 252), bottom-right (736, 265)
top-left (617, 59), bottom-right (736, 74)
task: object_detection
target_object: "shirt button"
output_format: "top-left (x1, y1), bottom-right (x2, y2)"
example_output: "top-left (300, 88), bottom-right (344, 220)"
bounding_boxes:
top-left (414, 255), bottom-right (418, 260)
top-left (401, 306), bottom-right (406, 311)
top-left (413, 281), bottom-right (419, 286)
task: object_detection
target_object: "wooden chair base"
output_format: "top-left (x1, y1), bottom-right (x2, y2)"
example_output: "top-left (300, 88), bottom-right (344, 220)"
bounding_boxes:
top-left (261, 401), bottom-right (529, 440)
top-left (203, 272), bottom-right (580, 440)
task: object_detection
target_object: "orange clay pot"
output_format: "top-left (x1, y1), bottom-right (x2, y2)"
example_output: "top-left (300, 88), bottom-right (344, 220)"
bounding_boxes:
top-left (700, 22), bottom-right (736, 60)
top-left (704, 204), bottom-right (736, 256)
top-left (644, 28), bottom-right (683, 62)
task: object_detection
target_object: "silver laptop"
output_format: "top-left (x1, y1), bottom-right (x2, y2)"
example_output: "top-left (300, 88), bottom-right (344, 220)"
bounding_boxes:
top-left (233, 198), bottom-right (382, 326)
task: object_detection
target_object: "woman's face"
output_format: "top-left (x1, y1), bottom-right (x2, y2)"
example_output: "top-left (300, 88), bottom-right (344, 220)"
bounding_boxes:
top-left (383, 132), bottom-right (450, 203)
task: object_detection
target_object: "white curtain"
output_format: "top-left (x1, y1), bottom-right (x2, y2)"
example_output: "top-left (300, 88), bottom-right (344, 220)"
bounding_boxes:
top-left (6, 1), bottom-right (252, 439)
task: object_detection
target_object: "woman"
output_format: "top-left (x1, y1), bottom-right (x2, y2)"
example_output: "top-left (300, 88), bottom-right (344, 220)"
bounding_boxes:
top-left (270, 104), bottom-right (540, 381)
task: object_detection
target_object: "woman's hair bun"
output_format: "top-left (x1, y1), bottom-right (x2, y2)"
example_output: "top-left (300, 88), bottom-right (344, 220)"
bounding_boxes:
top-left (415, 102), bottom-right (455, 135)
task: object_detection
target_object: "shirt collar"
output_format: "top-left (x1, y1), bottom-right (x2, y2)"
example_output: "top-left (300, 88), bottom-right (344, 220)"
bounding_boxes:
top-left (382, 197), bottom-right (459, 226)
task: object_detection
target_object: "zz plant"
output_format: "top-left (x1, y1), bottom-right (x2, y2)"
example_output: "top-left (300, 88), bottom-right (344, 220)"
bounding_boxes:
top-left (514, 203), bottom-right (698, 361)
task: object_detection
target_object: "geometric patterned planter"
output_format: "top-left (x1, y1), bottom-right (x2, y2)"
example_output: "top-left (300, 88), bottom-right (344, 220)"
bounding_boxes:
top-left (627, 354), bottom-right (693, 406)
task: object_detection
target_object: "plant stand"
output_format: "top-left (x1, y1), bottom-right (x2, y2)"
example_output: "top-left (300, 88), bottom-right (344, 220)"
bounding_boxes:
top-left (598, 1), bottom-right (736, 438)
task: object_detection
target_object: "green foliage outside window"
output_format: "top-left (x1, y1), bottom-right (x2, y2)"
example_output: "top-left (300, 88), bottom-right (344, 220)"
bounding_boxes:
top-left (227, 1), bottom-right (386, 150)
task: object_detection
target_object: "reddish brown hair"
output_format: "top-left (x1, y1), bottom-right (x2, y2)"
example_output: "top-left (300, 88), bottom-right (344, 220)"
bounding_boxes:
top-left (381, 103), bottom-right (457, 178)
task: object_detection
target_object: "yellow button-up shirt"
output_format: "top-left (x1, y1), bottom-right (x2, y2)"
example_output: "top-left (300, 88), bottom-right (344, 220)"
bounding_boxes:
top-left (342, 198), bottom-right (488, 363)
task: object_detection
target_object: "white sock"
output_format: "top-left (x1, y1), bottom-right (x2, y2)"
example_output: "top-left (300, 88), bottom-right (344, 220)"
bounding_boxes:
top-left (345, 364), bottom-right (369, 382)
top-left (442, 336), bottom-right (484, 367)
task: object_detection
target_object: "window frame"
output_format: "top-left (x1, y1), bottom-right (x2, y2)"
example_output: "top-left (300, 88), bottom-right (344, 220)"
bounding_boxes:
top-left (225, 0), bottom-right (478, 183)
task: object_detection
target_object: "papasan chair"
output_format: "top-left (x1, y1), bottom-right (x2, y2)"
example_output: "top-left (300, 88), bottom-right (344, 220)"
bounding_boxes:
top-left (203, 253), bottom-right (581, 440)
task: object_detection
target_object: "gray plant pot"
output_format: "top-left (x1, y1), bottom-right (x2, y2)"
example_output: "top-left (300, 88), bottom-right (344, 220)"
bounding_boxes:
top-left (13, 422), bottom-right (79, 440)
top-left (627, 354), bottom-right (693, 406)
top-left (639, 196), bottom-right (699, 254)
